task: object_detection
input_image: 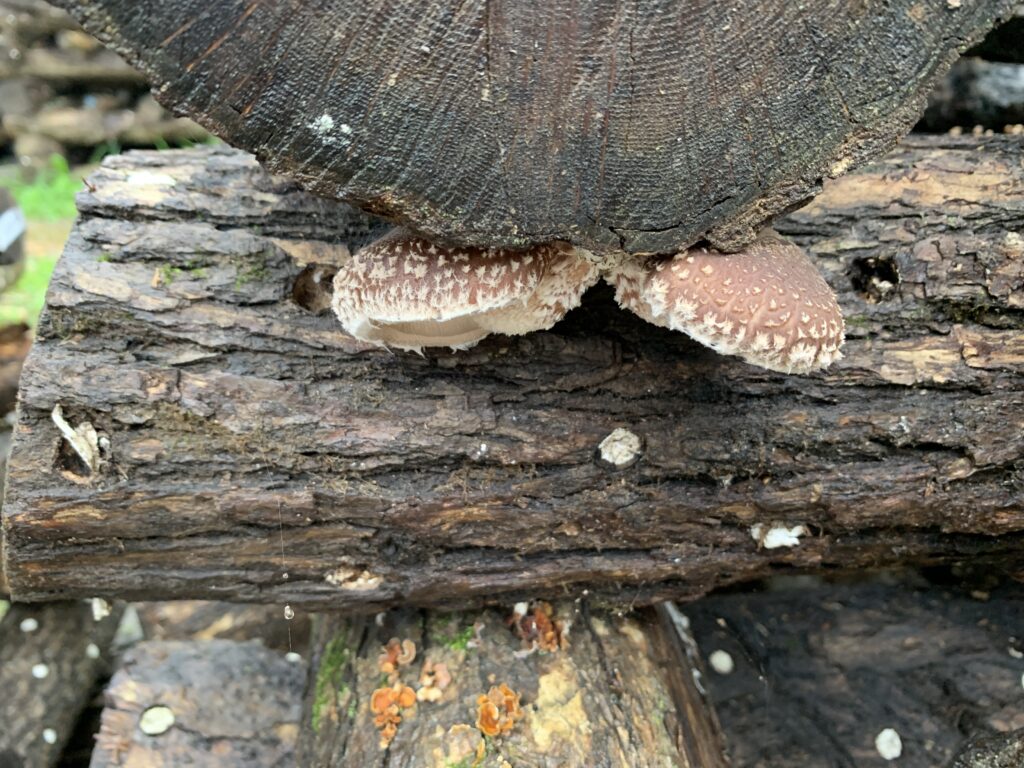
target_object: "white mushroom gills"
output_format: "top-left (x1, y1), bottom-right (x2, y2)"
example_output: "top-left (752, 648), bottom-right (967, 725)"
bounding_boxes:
top-left (607, 231), bottom-right (844, 373)
top-left (332, 228), bottom-right (599, 351)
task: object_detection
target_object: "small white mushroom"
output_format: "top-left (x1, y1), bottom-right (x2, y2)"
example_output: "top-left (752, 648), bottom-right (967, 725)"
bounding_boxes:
top-left (31, 663), bottom-right (50, 679)
top-left (138, 705), bottom-right (176, 736)
top-left (875, 728), bottom-right (903, 760)
top-left (42, 728), bottom-right (57, 745)
top-left (606, 230), bottom-right (844, 373)
top-left (598, 428), bottom-right (642, 468)
top-left (332, 228), bottom-right (599, 351)
top-left (708, 649), bottom-right (735, 675)
top-left (20, 617), bottom-right (39, 633)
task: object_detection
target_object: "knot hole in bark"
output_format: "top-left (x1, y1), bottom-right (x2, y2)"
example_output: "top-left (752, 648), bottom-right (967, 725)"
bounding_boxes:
top-left (850, 255), bottom-right (900, 303)
top-left (291, 264), bottom-right (337, 314)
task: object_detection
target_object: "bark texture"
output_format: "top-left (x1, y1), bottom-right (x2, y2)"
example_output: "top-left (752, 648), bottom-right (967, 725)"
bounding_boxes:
top-left (3, 136), bottom-right (1024, 609)
top-left (688, 577), bottom-right (1024, 768)
top-left (90, 639), bottom-right (304, 767)
top-left (298, 602), bottom-right (727, 767)
top-left (51, 0), bottom-right (1013, 253)
top-left (0, 601), bottom-right (121, 768)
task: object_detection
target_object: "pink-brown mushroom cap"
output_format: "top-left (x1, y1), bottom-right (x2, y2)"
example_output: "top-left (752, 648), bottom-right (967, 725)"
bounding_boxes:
top-left (608, 231), bottom-right (844, 373)
top-left (332, 228), bottom-right (598, 351)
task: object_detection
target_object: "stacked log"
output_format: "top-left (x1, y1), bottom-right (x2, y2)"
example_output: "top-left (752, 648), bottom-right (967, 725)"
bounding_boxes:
top-left (0, 0), bottom-right (208, 165)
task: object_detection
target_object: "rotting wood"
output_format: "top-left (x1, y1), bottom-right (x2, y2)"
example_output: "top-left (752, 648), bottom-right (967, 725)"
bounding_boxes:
top-left (3, 136), bottom-right (1024, 610)
top-left (298, 602), bottom-right (728, 767)
top-left (90, 639), bottom-right (304, 767)
top-left (51, 0), bottom-right (1013, 253)
top-left (0, 600), bottom-right (122, 768)
top-left (687, 576), bottom-right (1024, 768)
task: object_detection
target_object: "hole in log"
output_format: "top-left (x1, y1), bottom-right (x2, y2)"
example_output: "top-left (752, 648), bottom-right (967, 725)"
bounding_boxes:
top-left (291, 264), bottom-right (337, 314)
top-left (850, 255), bottom-right (900, 303)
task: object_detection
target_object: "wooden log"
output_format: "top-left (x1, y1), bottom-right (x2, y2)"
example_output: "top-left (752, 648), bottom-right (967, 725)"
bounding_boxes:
top-left (0, 600), bottom-right (122, 768)
top-left (90, 639), bottom-right (304, 767)
top-left (51, 0), bottom-right (1013, 253)
top-left (687, 577), bottom-right (1024, 768)
top-left (920, 57), bottom-right (1024, 132)
top-left (298, 602), bottom-right (727, 767)
top-left (3, 135), bottom-right (1024, 610)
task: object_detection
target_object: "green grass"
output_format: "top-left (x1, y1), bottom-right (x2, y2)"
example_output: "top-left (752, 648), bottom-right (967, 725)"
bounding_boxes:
top-left (0, 154), bottom-right (83, 326)
top-left (2, 154), bottom-right (82, 221)
top-left (0, 250), bottom-right (61, 327)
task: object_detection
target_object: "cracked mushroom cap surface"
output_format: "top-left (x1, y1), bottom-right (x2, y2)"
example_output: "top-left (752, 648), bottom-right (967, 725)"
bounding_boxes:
top-left (332, 228), bottom-right (599, 351)
top-left (608, 231), bottom-right (844, 373)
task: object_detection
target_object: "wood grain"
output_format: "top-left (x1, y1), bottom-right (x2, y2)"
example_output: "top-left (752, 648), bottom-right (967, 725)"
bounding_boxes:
top-left (51, 0), bottom-right (1014, 253)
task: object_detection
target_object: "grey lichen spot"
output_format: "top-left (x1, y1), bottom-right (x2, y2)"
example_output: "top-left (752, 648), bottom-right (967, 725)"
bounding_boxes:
top-left (597, 428), bottom-right (642, 469)
top-left (139, 705), bottom-right (176, 736)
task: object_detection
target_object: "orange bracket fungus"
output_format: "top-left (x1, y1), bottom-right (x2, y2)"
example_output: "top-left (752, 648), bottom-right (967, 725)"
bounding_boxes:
top-left (476, 683), bottom-right (523, 738)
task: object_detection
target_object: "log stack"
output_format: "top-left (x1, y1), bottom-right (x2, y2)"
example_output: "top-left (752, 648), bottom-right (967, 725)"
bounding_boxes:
top-left (0, 0), bottom-right (208, 165)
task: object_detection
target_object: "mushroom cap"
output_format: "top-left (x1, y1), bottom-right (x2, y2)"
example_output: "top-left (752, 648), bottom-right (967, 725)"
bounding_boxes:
top-left (609, 232), bottom-right (844, 373)
top-left (332, 228), bottom-right (598, 350)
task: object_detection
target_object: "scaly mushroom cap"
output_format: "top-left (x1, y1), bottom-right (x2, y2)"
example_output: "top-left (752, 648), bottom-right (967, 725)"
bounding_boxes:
top-left (332, 228), bottom-right (598, 351)
top-left (608, 231), bottom-right (844, 373)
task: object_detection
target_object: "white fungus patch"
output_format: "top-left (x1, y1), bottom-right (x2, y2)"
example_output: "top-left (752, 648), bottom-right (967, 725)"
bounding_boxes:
top-left (86, 643), bottom-right (100, 660)
top-left (31, 663), bottom-right (49, 679)
top-left (42, 728), bottom-right (57, 745)
top-left (139, 705), bottom-right (175, 736)
top-left (875, 728), bottom-right (903, 760)
top-left (598, 428), bottom-right (642, 469)
top-left (750, 523), bottom-right (809, 549)
top-left (325, 567), bottom-right (383, 590)
top-left (90, 597), bottom-right (112, 622)
top-left (708, 649), bottom-right (735, 675)
top-left (20, 617), bottom-right (39, 633)
top-left (310, 113), bottom-right (334, 135)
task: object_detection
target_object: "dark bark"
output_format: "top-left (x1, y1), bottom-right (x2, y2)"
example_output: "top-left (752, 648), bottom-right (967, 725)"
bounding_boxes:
top-left (298, 602), bottom-right (727, 767)
top-left (920, 57), bottom-right (1024, 132)
top-left (0, 601), bottom-right (121, 768)
top-left (688, 577), bottom-right (1024, 768)
top-left (90, 639), bottom-right (304, 767)
top-left (50, 0), bottom-right (1013, 253)
top-left (3, 136), bottom-right (1024, 610)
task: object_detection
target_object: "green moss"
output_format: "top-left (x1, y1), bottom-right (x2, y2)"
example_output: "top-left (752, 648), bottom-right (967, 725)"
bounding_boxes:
top-left (159, 264), bottom-right (181, 285)
top-left (445, 624), bottom-right (476, 651)
top-left (311, 635), bottom-right (352, 733)
top-left (233, 253), bottom-right (270, 289)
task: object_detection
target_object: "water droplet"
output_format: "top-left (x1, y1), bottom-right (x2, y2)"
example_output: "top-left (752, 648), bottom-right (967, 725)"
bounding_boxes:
top-left (283, 605), bottom-right (295, 620)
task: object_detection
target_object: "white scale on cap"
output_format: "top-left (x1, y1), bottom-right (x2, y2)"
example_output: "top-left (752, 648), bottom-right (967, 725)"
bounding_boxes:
top-left (0, 207), bottom-right (26, 253)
